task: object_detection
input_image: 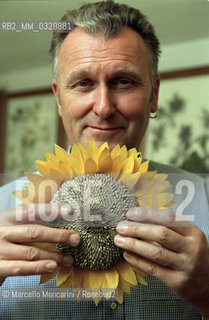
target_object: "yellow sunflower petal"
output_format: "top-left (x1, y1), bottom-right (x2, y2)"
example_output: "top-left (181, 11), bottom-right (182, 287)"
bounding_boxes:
top-left (127, 148), bottom-right (138, 157)
top-left (71, 144), bottom-right (84, 163)
top-left (37, 158), bottom-right (63, 173)
top-left (38, 180), bottom-right (59, 203)
top-left (117, 285), bottom-right (124, 304)
top-left (151, 179), bottom-right (171, 193)
top-left (110, 155), bottom-right (125, 176)
top-left (98, 148), bottom-right (110, 165)
top-left (120, 145), bottom-right (128, 160)
top-left (43, 172), bottom-right (73, 187)
top-left (88, 270), bottom-right (104, 288)
top-left (139, 160), bottom-right (149, 173)
top-left (84, 139), bottom-right (99, 164)
top-left (102, 267), bottom-right (119, 289)
top-left (59, 161), bottom-right (74, 174)
top-left (110, 144), bottom-right (121, 158)
top-left (36, 160), bottom-right (52, 174)
top-left (99, 142), bottom-right (109, 156)
top-left (120, 155), bottom-right (135, 174)
top-left (81, 269), bottom-right (90, 288)
top-left (134, 172), bottom-right (158, 197)
top-left (14, 173), bottom-right (50, 204)
top-left (98, 154), bottom-right (112, 173)
top-left (84, 158), bottom-right (97, 173)
top-left (115, 261), bottom-right (137, 286)
top-left (157, 193), bottom-right (174, 207)
top-left (154, 173), bottom-right (168, 180)
top-left (136, 273), bottom-right (148, 285)
top-left (54, 144), bottom-right (69, 161)
top-left (25, 173), bottom-right (45, 185)
top-left (60, 274), bottom-right (73, 289)
top-left (67, 157), bottom-right (81, 174)
top-left (45, 152), bottom-right (60, 165)
top-left (77, 142), bottom-right (85, 157)
top-left (71, 268), bottom-right (83, 288)
top-left (56, 267), bottom-right (73, 286)
top-left (119, 279), bottom-right (131, 294)
top-left (70, 144), bottom-right (85, 174)
top-left (40, 267), bottom-right (60, 284)
top-left (131, 264), bottom-right (148, 278)
top-left (132, 156), bottom-right (143, 173)
top-left (120, 172), bottom-right (141, 190)
top-left (13, 188), bottom-right (33, 204)
top-left (138, 191), bottom-right (174, 209)
top-left (32, 242), bottom-right (57, 252)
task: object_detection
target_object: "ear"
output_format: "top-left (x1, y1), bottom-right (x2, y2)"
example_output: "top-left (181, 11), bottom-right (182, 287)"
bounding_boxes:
top-left (52, 79), bottom-right (62, 117)
top-left (150, 75), bottom-right (160, 113)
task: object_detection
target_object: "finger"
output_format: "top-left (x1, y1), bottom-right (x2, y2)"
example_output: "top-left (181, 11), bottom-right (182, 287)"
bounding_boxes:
top-left (114, 234), bottom-right (185, 270)
top-left (10, 203), bottom-right (74, 225)
top-left (2, 225), bottom-right (80, 247)
top-left (123, 250), bottom-right (179, 285)
top-left (0, 260), bottom-right (59, 277)
top-left (127, 207), bottom-right (193, 236)
top-left (116, 221), bottom-right (187, 252)
top-left (0, 242), bottom-right (73, 267)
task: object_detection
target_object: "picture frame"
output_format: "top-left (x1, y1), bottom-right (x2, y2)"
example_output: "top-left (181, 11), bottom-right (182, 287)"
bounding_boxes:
top-left (0, 88), bottom-right (67, 185)
top-left (145, 66), bottom-right (209, 174)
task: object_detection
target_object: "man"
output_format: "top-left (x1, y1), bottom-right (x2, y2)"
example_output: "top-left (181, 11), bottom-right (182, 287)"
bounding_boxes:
top-left (0, 1), bottom-right (209, 319)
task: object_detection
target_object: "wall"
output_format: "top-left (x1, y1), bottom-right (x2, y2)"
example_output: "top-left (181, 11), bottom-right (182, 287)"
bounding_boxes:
top-left (0, 37), bottom-right (208, 176)
top-left (159, 37), bottom-right (209, 72)
top-left (0, 37), bottom-right (209, 92)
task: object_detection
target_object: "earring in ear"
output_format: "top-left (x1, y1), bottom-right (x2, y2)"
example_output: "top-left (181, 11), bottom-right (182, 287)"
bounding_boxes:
top-left (149, 112), bottom-right (157, 119)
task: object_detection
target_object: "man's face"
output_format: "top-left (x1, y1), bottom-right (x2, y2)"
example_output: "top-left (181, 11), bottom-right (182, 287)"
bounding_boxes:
top-left (52, 27), bottom-right (159, 150)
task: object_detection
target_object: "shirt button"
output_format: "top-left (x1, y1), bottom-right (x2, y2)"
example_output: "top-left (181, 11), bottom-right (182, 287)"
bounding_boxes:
top-left (110, 302), bottom-right (117, 310)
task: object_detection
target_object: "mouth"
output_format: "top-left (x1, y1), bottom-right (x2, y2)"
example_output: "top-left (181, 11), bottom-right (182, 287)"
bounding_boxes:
top-left (83, 125), bottom-right (126, 150)
top-left (88, 126), bottom-right (123, 132)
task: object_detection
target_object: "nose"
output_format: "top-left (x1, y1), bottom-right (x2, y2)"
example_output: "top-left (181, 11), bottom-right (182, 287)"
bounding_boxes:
top-left (92, 84), bottom-right (116, 119)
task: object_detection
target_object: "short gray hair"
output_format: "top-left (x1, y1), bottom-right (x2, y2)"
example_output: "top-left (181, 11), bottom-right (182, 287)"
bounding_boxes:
top-left (50, 0), bottom-right (161, 82)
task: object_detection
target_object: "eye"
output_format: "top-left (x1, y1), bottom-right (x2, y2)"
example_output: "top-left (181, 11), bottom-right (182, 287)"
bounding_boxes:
top-left (78, 81), bottom-right (89, 87)
top-left (114, 78), bottom-right (134, 89)
top-left (119, 79), bottom-right (130, 85)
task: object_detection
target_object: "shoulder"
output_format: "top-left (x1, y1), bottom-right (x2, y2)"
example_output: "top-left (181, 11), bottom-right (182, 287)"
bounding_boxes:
top-left (149, 160), bottom-right (203, 176)
top-left (149, 160), bottom-right (209, 187)
top-left (149, 160), bottom-right (209, 201)
top-left (149, 160), bottom-right (209, 237)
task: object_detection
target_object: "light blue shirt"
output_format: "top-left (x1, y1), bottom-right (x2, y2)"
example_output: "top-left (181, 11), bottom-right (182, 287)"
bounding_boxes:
top-left (0, 161), bottom-right (208, 319)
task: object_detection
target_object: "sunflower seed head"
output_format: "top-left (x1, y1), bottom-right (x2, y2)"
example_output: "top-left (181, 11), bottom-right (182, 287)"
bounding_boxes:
top-left (50, 173), bottom-right (137, 270)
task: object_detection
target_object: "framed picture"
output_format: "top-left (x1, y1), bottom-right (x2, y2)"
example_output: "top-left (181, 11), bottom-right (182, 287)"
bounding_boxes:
top-left (145, 66), bottom-right (209, 173)
top-left (0, 89), bottom-right (68, 185)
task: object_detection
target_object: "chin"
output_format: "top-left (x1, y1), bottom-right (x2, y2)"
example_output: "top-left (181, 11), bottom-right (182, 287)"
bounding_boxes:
top-left (77, 132), bottom-right (139, 151)
top-left (94, 139), bottom-right (129, 151)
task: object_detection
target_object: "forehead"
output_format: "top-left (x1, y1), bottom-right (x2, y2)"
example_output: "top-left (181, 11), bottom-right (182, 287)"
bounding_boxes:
top-left (57, 26), bottom-right (150, 77)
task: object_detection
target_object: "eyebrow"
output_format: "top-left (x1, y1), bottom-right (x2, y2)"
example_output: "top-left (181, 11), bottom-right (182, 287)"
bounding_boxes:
top-left (66, 66), bottom-right (142, 85)
top-left (113, 67), bottom-right (142, 81)
top-left (66, 69), bottom-right (89, 84)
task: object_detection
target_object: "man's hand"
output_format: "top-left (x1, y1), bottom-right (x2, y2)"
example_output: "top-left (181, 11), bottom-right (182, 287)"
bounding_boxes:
top-left (0, 203), bottom-right (80, 282)
top-left (114, 207), bottom-right (209, 317)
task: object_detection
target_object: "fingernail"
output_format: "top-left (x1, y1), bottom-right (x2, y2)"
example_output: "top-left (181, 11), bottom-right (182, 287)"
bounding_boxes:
top-left (46, 261), bottom-right (57, 271)
top-left (69, 233), bottom-right (80, 246)
top-left (61, 205), bottom-right (73, 215)
top-left (117, 222), bottom-right (128, 232)
top-left (63, 255), bottom-right (73, 267)
top-left (114, 235), bottom-right (126, 246)
top-left (126, 208), bottom-right (139, 219)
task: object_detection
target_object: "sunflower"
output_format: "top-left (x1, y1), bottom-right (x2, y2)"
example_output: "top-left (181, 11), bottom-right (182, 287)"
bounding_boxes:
top-left (14, 139), bottom-right (175, 305)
